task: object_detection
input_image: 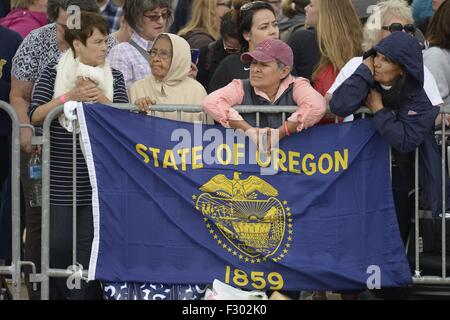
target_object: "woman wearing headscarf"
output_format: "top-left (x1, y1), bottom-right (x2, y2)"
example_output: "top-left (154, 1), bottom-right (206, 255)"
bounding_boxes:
top-left (105, 33), bottom-right (210, 300)
top-left (129, 33), bottom-right (209, 123)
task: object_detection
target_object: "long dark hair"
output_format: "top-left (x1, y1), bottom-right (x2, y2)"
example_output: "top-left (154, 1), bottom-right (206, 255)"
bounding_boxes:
top-left (427, 0), bottom-right (450, 50)
top-left (237, 1), bottom-right (275, 51)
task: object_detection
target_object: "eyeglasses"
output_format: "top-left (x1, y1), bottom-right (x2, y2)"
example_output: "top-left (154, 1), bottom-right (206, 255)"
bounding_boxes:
top-left (143, 11), bottom-right (172, 22)
top-left (382, 23), bottom-right (416, 34)
top-left (149, 48), bottom-right (172, 60)
top-left (217, 1), bottom-right (232, 8)
top-left (240, 1), bottom-right (271, 13)
top-left (223, 43), bottom-right (240, 54)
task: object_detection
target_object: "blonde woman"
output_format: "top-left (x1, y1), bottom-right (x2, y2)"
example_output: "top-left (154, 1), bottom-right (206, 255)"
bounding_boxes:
top-left (178, 0), bottom-right (231, 49)
top-left (312, 0), bottom-right (363, 96)
top-left (288, 0), bottom-right (363, 97)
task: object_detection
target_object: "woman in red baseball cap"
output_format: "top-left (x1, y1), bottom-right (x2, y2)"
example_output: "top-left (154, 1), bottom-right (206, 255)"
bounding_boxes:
top-left (203, 38), bottom-right (326, 153)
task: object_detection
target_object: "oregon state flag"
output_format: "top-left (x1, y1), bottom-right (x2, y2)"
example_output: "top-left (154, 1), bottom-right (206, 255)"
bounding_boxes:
top-left (77, 103), bottom-right (412, 291)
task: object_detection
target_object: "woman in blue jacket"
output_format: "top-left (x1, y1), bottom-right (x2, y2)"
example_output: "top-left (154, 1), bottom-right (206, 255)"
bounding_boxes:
top-left (330, 31), bottom-right (445, 243)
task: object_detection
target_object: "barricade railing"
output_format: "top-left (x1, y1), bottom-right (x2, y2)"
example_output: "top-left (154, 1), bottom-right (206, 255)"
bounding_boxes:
top-left (412, 104), bottom-right (450, 286)
top-left (0, 100), bottom-right (39, 300)
top-left (13, 102), bottom-right (449, 299)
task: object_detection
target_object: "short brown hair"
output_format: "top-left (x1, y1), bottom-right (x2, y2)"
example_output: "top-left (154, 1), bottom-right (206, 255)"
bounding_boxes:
top-left (427, 0), bottom-right (450, 50)
top-left (64, 12), bottom-right (109, 54)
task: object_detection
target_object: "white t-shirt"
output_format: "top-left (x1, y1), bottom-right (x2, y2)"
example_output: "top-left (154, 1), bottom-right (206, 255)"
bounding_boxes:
top-left (327, 56), bottom-right (444, 107)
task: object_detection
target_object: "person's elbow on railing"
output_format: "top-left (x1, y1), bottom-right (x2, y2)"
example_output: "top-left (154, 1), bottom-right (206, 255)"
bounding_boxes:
top-left (329, 63), bottom-right (375, 117)
top-left (202, 79), bottom-right (244, 129)
top-left (290, 77), bottom-right (327, 131)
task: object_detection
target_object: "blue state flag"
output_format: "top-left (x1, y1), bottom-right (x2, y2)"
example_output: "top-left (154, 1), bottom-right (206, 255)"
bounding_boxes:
top-left (77, 103), bottom-right (412, 291)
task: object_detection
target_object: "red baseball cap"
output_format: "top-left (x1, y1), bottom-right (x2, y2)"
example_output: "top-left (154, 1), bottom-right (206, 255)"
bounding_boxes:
top-left (240, 38), bottom-right (294, 67)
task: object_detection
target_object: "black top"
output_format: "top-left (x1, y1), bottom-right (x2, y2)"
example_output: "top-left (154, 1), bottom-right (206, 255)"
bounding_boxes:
top-left (197, 39), bottom-right (229, 92)
top-left (28, 63), bottom-right (129, 206)
top-left (287, 27), bottom-right (321, 81)
top-left (208, 53), bottom-right (250, 93)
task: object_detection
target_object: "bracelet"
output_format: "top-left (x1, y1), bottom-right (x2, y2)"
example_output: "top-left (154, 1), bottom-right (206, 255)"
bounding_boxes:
top-left (284, 121), bottom-right (291, 137)
top-left (59, 95), bottom-right (66, 104)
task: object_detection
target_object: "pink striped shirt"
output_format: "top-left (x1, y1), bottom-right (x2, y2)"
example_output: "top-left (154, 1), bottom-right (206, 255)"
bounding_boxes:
top-left (202, 75), bottom-right (326, 131)
top-left (107, 32), bottom-right (152, 88)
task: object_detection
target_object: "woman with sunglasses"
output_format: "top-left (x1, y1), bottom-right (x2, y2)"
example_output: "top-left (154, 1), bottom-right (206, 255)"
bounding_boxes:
top-left (108, 0), bottom-right (172, 88)
top-left (208, 0), bottom-right (279, 93)
top-left (424, 0), bottom-right (450, 107)
top-left (178, 0), bottom-right (231, 49)
top-left (327, 0), bottom-right (443, 271)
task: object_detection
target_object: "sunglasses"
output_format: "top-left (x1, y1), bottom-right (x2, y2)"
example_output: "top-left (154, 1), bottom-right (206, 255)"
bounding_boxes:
top-left (143, 11), bottom-right (172, 22)
top-left (240, 1), bottom-right (271, 15)
top-left (217, 1), bottom-right (232, 8)
top-left (223, 44), bottom-right (240, 54)
top-left (382, 23), bottom-right (415, 34)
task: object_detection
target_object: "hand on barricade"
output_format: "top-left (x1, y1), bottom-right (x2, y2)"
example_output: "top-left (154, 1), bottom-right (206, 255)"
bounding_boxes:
top-left (189, 62), bottom-right (198, 79)
top-left (268, 128), bottom-right (281, 151)
top-left (245, 127), bottom-right (275, 155)
top-left (20, 127), bottom-right (32, 154)
top-left (135, 97), bottom-right (156, 113)
top-left (435, 113), bottom-right (450, 127)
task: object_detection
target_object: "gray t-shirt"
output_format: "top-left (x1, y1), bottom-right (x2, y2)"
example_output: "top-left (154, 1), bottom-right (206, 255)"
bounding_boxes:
top-left (424, 46), bottom-right (450, 106)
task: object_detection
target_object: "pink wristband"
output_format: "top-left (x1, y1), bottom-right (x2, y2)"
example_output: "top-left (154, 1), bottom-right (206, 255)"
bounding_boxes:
top-left (284, 121), bottom-right (291, 137)
top-left (60, 95), bottom-right (66, 104)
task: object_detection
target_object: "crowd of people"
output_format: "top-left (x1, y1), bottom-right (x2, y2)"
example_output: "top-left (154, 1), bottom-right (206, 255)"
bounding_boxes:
top-left (0, 0), bottom-right (449, 300)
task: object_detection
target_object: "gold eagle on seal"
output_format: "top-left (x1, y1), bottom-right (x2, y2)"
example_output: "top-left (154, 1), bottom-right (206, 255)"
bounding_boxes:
top-left (194, 172), bottom-right (292, 262)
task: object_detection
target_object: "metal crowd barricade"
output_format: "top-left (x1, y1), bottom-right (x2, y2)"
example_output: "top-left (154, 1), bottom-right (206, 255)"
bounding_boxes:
top-left (412, 104), bottom-right (450, 286)
top-left (0, 100), bottom-right (21, 300)
top-left (36, 103), bottom-right (450, 300)
top-left (0, 100), bottom-right (39, 300)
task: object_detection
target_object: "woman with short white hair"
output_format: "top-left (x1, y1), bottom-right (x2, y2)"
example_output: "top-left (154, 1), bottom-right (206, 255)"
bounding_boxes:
top-left (362, 0), bottom-right (417, 51)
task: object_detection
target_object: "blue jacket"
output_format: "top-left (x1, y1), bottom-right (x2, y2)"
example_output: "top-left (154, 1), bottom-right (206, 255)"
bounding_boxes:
top-left (330, 32), bottom-right (445, 217)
